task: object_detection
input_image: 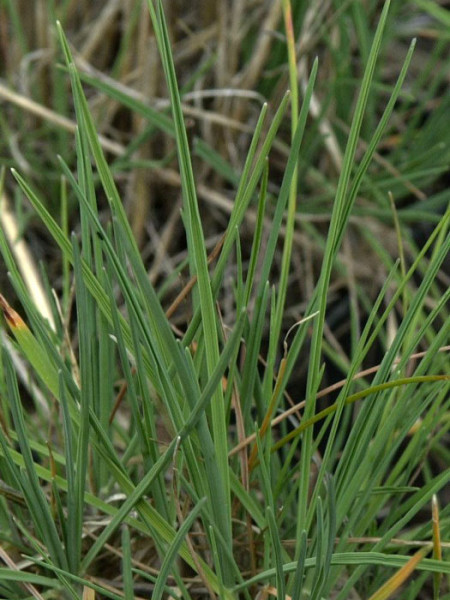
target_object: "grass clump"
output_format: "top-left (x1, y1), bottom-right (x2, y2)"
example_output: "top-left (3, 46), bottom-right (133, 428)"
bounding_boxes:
top-left (0, 1), bottom-right (449, 599)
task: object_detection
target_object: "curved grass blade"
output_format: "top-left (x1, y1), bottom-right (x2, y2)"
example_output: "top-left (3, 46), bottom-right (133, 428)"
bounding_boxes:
top-left (367, 546), bottom-right (430, 600)
top-left (271, 375), bottom-right (449, 453)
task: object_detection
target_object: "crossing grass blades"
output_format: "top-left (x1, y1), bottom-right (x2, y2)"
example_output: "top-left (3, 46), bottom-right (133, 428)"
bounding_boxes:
top-left (0, 1), bottom-right (449, 599)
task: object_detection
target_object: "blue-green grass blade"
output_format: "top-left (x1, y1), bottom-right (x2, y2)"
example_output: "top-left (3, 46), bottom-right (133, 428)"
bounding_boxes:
top-left (232, 548), bottom-right (450, 595)
top-left (239, 281), bottom-right (270, 425)
top-left (0, 569), bottom-right (59, 588)
top-left (76, 69), bottom-right (175, 136)
top-left (337, 228), bottom-right (450, 494)
top-left (333, 38), bottom-right (416, 258)
top-left (266, 505), bottom-right (286, 600)
top-left (269, 57), bottom-right (318, 389)
top-left (244, 160), bottom-right (268, 306)
top-left (181, 93), bottom-right (287, 349)
top-left (146, 4), bottom-right (232, 574)
top-left (58, 371), bottom-right (78, 573)
top-left (56, 24), bottom-right (140, 258)
top-left (208, 524), bottom-right (227, 600)
top-left (81, 193), bottom-right (225, 518)
top-left (334, 469), bottom-right (450, 600)
top-left (290, 530), bottom-right (307, 600)
top-left (316, 475), bottom-right (337, 600)
top-left (306, 263), bottom-right (401, 526)
top-left (255, 430), bottom-right (274, 512)
top-left (298, 0), bottom-right (394, 537)
top-left (152, 498), bottom-right (207, 600)
top-left (103, 260), bottom-right (173, 517)
top-left (2, 349), bottom-right (68, 570)
top-left (121, 525), bottom-right (134, 600)
top-left (11, 167), bottom-right (137, 368)
top-left (71, 236), bottom-right (93, 572)
top-left (229, 470), bottom-right (265, 530)
top-left (24, 557), bottom-right (124, 600)
top-left (81, 308), bottom-right (246, 592)
top-left (310, 497), bottom-right (325, 600)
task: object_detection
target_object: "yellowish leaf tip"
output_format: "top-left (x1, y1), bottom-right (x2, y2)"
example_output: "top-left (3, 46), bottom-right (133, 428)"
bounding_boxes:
top-left (0, 293), bottom-right (27, 330)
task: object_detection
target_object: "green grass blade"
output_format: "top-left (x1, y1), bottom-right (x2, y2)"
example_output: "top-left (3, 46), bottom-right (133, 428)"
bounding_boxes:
top-left (2, 349), bottom-right (68, 570)
top-left (146, 4), bottom-right (232, 575)
top-left (121, 526), bottom-right (135, 600)
top-left (266, 505), bottom-right (286, 600)
top-left (152, 498), bottom-right (207, 600)
top-left (298, 0), bottom-right (394, 535)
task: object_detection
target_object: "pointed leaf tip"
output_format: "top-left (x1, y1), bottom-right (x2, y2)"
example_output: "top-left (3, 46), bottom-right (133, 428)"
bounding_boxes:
top-left (0, 293), bottom-right (27, 330)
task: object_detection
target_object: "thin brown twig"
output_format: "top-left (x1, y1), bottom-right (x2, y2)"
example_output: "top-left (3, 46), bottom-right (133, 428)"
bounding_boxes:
top-left (229, 345), bottom-right (450, 457)
top-left (165, 232), bottom-right (225, 319)
top-left (0, 546), bottom-right (45, 600)
top-left (108, 233), bottom-right (225, 424)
